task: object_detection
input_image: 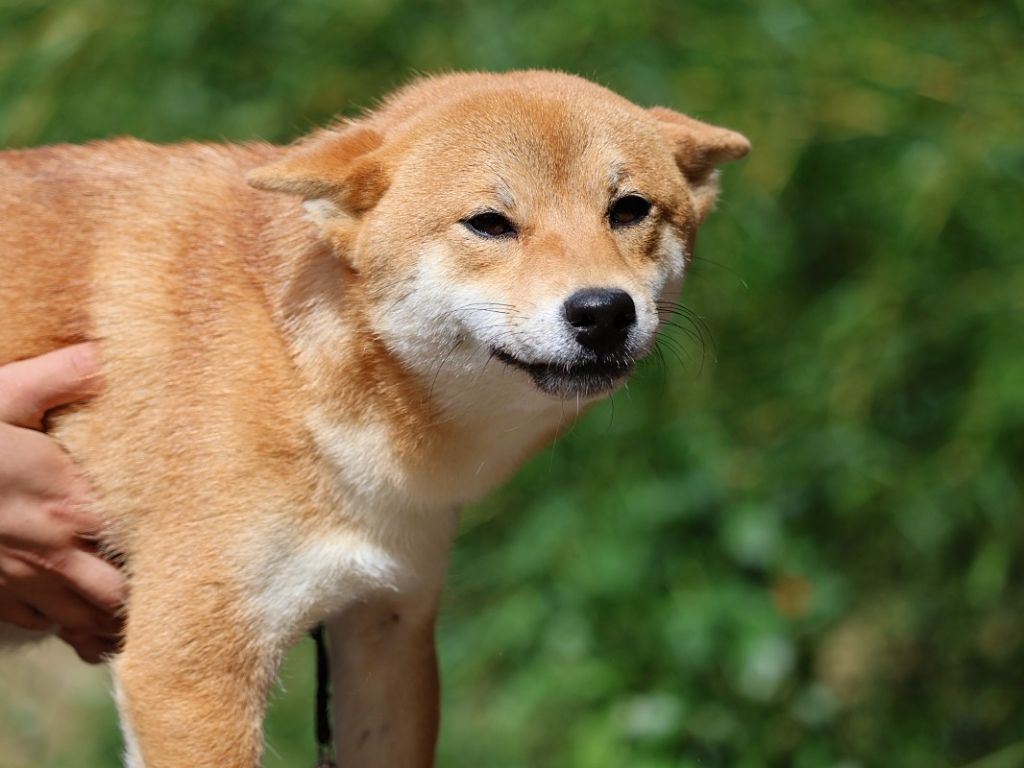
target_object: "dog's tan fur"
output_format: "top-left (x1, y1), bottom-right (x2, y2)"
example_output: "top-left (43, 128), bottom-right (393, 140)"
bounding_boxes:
top-left (0, 71), bottom-right (748, 767)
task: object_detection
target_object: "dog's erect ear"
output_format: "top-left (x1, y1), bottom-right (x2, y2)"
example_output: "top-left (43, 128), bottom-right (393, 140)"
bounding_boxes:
top-left (649, 107), bottom-right (750, 221)
top-left (247, 124), bottom-right (388, 219)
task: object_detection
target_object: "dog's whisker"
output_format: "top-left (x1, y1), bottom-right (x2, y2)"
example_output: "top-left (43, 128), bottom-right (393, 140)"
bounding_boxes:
top-left (657, 302), bottom-right (717, 355)
top-left (427, 337), bottom-right (465, 403)
top-left (660, 321), bottom-right (704, 351)
top-left (434, 302), bottom-right (516, 323)
top-left (655, 337), bottom-right (690, 372)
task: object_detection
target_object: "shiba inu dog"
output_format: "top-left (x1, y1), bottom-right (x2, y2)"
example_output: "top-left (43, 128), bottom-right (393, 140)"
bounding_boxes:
top-left (0, 70), bottom-right (748, 767)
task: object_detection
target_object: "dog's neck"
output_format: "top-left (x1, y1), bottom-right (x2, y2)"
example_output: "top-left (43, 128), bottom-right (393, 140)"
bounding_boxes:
top-left (255, 202), bottom-right (570, 517)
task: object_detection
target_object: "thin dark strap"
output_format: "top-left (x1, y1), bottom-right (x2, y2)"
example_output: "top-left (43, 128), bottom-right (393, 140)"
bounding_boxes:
top-left (311, 624), bottom-right (337, 767)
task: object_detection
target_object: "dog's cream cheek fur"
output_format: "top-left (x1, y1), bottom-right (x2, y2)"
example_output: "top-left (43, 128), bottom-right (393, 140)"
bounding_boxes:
top-left (378, 225), bottom-right (686, 382)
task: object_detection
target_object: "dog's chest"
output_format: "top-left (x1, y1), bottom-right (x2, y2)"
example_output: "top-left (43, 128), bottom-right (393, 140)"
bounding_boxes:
top-left (311, 396), bottom-right (557, 514)
top-left (244, 416), bottom-right (456, 641)
top-left (248, 397), bottom-right (559, 641)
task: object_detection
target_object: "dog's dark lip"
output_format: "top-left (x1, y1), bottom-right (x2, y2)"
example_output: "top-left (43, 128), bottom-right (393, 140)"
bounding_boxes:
top-left (491, 347), bottom-right (634, 397)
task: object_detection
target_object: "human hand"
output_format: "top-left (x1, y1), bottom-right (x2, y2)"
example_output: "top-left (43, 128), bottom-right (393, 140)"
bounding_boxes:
top-left (0, 343), bottom-right (127, 663)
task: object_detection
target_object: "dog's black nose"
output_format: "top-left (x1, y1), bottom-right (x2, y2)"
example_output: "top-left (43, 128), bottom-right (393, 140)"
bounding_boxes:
top-left (563, 288), bottom-right (637, 352)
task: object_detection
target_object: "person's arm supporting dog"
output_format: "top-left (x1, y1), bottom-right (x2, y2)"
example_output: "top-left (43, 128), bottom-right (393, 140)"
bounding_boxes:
top-left (0, 343), bottom-right (126, 663)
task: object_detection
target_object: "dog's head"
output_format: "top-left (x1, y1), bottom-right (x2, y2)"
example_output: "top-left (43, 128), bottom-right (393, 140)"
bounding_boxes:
top-left (249, 71), bottom-right (748, 403)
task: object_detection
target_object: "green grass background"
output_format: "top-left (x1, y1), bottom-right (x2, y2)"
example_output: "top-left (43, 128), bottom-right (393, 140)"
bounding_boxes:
top-left (1, 1), bottom-right (1022, 766)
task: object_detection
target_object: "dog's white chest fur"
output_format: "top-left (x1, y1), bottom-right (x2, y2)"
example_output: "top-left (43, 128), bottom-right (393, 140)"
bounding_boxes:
top-left (249, 385), bottom-right (561, 640)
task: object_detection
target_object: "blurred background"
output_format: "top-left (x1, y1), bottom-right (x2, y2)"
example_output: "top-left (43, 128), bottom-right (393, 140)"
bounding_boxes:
top-left (1, 1), bottom-right (1021, 766)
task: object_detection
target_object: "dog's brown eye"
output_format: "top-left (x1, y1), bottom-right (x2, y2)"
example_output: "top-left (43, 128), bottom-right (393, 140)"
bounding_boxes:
top-left (609, 195), bottom-right (652, 228)
top-left (464, 212), bottom-right (516, 238)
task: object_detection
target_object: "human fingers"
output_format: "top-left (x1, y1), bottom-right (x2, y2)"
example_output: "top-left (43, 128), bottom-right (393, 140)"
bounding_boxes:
top-left (0, 597), bottom-right (54, 632)
top-left (0, 450), bottom-right (122, 616)
top-left (59, 626), bottom-right (122, 664)
top-left (12, 577), bottom-right (120, 636)
top-left (0, 421), bottom-right (77, 494)
top-left (58, 628), bottom-right (120, 665)
top-left (61, 547), bottom-right (128, 616)
top-left (0, 480), bottom-right (101, 558)
top-left (0, 426), bottom-right (102, 546)
top-left (0, 343), bottom-right (102, 429)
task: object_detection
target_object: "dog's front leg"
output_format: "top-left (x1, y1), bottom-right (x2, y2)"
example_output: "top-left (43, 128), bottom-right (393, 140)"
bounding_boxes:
top-left (328, 595), bottom-right (441, 767)
top-left (112, 567), bottom-right (279, 768)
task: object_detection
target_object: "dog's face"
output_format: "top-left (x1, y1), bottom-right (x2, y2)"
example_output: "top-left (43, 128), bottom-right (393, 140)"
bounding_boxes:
top-left (250, 72), bottom-right (749, 403)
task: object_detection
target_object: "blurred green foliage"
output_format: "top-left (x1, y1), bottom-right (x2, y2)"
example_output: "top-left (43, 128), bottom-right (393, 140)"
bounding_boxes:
top-left (1, 1), bottom-right (1023, 766)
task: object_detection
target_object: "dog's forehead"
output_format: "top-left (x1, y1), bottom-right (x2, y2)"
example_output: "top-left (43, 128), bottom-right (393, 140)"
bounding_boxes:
top-left (454, 91), bottom-right (651, 156)
top-left (391, 89), bottom-right (673, 199)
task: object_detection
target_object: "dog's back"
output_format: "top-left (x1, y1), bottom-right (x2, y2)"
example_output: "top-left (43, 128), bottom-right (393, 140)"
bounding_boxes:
top-left (1, 140), bottom-right (281, 357)
top-left (1, 144), bottom-right (102, 360)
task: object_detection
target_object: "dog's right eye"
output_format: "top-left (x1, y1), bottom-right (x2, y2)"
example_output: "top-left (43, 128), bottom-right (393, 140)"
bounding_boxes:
top-left (464, 212), bottom-right (517, 239)
top-left (609, 195), bottom-right (652, 228)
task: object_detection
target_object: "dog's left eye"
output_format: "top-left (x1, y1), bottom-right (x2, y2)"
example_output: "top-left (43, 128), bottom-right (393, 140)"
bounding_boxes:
top-left (464, 212), bottom-right (517, 238)
top-left (609, 195), bottom-right (652, 228)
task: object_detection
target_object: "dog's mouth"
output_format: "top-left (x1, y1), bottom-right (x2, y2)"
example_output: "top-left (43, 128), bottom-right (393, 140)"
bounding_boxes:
top-left (491, 348), bottom-right (634, 398)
